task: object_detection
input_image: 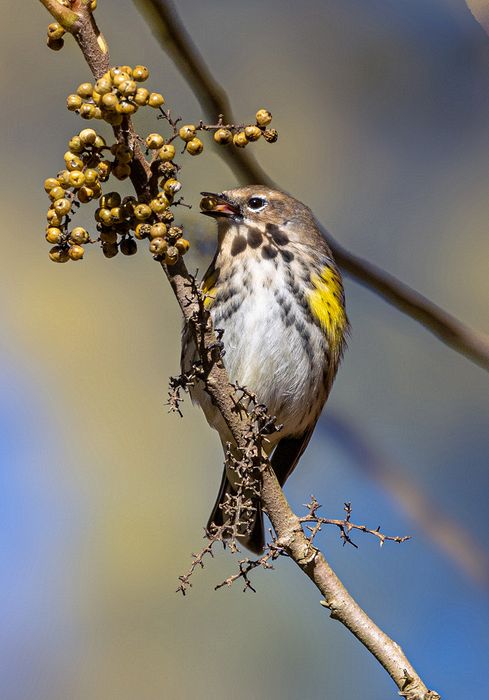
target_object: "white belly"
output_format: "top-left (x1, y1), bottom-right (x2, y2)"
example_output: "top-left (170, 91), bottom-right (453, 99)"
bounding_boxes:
top-left (209, 261), bottom-right (328, 437)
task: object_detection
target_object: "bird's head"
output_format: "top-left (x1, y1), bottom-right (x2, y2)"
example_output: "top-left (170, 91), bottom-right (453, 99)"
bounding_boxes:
top-left (200, 186), bottom-right (314, 232)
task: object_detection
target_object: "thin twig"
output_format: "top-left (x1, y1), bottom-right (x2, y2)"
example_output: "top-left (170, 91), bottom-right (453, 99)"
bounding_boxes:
top-left (135, 0), bottom-right (489, 373)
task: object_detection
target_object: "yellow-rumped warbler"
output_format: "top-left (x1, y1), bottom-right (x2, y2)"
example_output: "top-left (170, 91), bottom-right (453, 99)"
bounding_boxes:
top-left (182, 186), bottom-right (348, 553)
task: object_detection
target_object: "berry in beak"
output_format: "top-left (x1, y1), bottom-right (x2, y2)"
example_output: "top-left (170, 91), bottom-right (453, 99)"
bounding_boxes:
top-left (200, 192), bottom-right (241, 218)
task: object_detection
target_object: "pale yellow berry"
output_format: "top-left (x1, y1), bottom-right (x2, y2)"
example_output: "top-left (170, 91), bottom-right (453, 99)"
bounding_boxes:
top-left (134, 88), bottom-right (150, 106)
top-left (77, 82), bottom-right (93, 99)
top-left (186, 137), bottom-right (204, 155)
top-left (178, 124), bottom-right (196, 142)
top-left (47, 209), bottom-right (63, 227)
top-left (149, 223), bottom-right (168, 239)
top-left (68, 136), bottom-right (84, 153)
top-left (94, 134), bottom-right (106, 149)
top-left (134, 203), bottom-right (152, 220)
top-left (84, 169), bottom-right (99, 186)
top-left (148, 92), bottom-right (164, 108)
top-left (69, 245), bottom-right (84, 261)
top-left (157, 144), bottom-right (175, 162)
top-left (95, 77), bottom-right (112, 95)
top-left (255, 108), bottom-right (272, 126)
top-left (163, 178), bottom-right (181, 195)
top-left (118, 80), bottom-right (137, 97)
top-left (110, 207), bottom-right (124, 224)
top-left (112, 72), bottom-right (131, 88)
top-left (116, 101), bottom-right (137, 115)
top-left (66, 94), bottom-right (83, 111)
top-left (213, 128), bottom-right (233, 145)
top-left (68, 171), bottom-right (86, 188)
top-left (146, 133), bottom-right (165, 149)
top-left (65, 155), bottom-right (84, 172)
top-left (244, 125), bottom-right (262, 141)
top-left (149, 195), bottom-right (169, 213)
top-left (149, 237), bottom-right (168, 256)
top-left (175, 238), bottom-right (190, 255)
top-left (54, 198), bottom-right (71, 216)
top-left (80, 103), bottom-right (96, 119)
top-left (44, 177), bottom-right (60, 193)
top-left (49, 186), bottom-right (66, 201)
top-left (70, 227), bottom-right (90, 245)
top-left (233, 132), bottom-right (248, 148)
top-left (101, 93), bottom-right (118, 110)
top-left (45, 227), bottom-right (63, 244)
top-left (132, 65), bottom-right (149, 82)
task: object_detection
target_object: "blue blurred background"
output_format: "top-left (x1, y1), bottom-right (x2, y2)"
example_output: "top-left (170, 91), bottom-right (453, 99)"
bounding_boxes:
top-left (1, 1), bottom-right (488, 698)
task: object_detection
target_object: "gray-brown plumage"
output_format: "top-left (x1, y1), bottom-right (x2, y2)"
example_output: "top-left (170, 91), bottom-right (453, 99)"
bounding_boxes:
top-left (182, 186), bottom-right (348, 553)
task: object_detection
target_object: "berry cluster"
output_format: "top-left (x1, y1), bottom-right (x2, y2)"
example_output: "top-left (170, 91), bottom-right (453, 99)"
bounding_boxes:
top-left (43, 64), bottom-right (278, 265)
top-left (66, 65), bottom-right (164, 126)
top-left (167, 108), bottom-right (278, 157)
top-left (43, 124), bottom-right (188, 264)
top-left (212, 109), bottom-right (278, 148)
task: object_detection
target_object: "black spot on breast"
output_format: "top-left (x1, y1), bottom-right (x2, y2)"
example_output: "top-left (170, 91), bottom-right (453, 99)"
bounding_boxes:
top-left (294, 317), bottom-right (311, 345)
top-left (262, 245), bottom-right (278, 260)
top-left (280, 249), bottom-right (294, 262)
top-left (247, 228), bottom-right (263, 248)
top-left (231, 235), bottom-right (247, 256)
top-left (220, 297), bottom-right (242, 321)
top-left (266, 223), bottom-right (289, 246)
top-left (275, 291), bottom-right (295, 327)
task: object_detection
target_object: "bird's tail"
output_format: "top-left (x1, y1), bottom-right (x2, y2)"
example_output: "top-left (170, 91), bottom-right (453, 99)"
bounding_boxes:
top-left (207, 468), bottom-right (265, 555)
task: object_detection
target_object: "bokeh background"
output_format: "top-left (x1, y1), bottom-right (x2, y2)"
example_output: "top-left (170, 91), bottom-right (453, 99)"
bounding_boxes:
top-left (2, 1), bottom-right (489, 698)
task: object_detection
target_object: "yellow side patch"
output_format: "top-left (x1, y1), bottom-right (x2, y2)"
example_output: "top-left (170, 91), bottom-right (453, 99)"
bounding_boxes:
top-left (201, 268), bottom-right (218, 309)
top-left (308, 266), bottom-right (347, 351)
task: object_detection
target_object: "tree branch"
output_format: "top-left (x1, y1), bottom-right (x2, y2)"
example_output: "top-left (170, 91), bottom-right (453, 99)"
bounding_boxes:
top-left (466, 0), bottom-right (489, 35)
top-left (38, 3), bottom-right (440, 697)
top-left (134, 0), bottom-right (489, 373)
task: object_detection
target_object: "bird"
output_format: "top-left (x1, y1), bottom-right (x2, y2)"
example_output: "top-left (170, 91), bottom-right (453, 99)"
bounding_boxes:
top-left (181, 186), bottom-right (348, 554)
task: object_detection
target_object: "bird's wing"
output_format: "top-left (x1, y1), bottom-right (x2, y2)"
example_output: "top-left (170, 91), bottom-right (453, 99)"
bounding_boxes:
top-left (270, 426), bottom-right (315, 487)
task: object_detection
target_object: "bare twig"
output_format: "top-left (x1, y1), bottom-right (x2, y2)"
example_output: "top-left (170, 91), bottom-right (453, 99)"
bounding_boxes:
top-left (38, 4), bottom-right (441, 698)
top-left (135, 0), bottom-right (489, 373)
top-left (300, 498), bottom-right (411, 548)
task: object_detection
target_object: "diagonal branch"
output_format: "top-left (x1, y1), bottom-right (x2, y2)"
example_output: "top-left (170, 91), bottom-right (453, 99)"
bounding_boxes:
top-left (134, 0), bottom-right (489, 373)
top-left (38, 3), bottom-right (441, 697)
top-left (466, 0), bottom-right (489, 35)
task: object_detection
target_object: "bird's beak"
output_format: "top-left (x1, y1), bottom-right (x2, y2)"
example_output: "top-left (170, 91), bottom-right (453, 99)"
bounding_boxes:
top-left (200, 192), bottom-right (241, 219)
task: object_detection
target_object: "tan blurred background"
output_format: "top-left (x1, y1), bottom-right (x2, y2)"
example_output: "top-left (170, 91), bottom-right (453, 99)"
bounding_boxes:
top-left (1, 1), bottom-right (489, 699)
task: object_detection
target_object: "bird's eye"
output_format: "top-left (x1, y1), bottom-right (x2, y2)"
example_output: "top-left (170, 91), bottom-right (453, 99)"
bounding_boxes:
top-left (247, 196), bottom-right (267, 211)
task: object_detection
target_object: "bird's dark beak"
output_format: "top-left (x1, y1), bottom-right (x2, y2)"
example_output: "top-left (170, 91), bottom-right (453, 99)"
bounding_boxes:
top-left (200, 192), bottom-right (241, 219)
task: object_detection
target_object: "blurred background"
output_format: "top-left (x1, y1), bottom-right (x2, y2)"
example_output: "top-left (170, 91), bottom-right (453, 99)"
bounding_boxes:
top-left (2, 0), bottom-right (488, 698)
